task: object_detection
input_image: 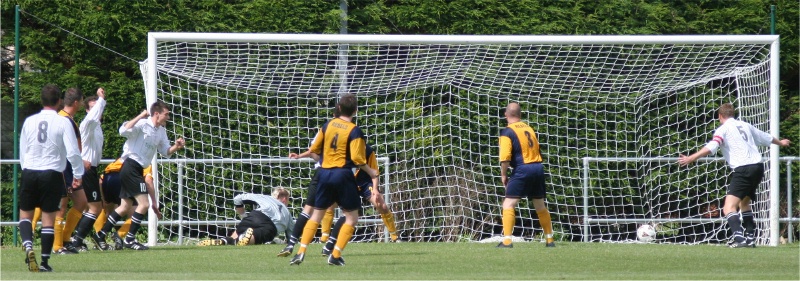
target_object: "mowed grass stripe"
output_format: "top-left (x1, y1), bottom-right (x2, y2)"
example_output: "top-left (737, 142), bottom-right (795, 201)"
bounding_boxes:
top-left (2, 242), bottom-right (797, 280)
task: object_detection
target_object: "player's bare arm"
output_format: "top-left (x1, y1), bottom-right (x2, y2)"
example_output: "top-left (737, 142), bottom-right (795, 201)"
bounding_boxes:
top-left (289, 150), bottom-right (319, 161)
top-left (145, 175), bottom-right (163, 219)
top-left (358, 163), bottom-right (379, 179)
top-left (773, 138), bottom-right (791, 147)
top-left (168, 137), bottom-right (186, 155)
top-left (678, 148), bottom-right (712, 166)
top-left (500, 161), bottom-right (510, 187)
top-left (123, 109), bottom-right (149, 130)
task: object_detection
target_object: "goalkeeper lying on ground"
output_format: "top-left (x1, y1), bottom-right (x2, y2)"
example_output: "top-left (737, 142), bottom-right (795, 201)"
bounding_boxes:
top-left (198, 188), bottom-right (294, 246)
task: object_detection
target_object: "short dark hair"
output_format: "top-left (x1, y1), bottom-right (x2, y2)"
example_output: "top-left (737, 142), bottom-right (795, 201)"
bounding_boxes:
top-left (337, 94), bottom-right (357, 117)
top-left (84, 95), bottom-right (99, 109)
top-left (506, 102), bottom-right (521, 118)
top-left (150, 100), bottom-right (170, 114)
top-left (718, 103), bottom-right (735, 118)
top-left (63, 88), bottom-right (82, 106)
top-left (41, 84), bottom-right (61, 107)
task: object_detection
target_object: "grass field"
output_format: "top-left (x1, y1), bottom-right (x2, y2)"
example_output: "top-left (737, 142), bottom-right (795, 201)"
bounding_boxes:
top-left (2, 241), bottom-right (798, 280)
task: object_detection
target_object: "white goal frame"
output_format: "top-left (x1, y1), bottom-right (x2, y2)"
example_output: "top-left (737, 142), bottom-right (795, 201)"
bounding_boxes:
top-left (145, 33), bottom-right (780, 246)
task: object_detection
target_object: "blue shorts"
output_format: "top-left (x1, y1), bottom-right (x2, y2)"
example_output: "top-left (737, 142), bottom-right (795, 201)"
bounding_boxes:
top-left (356, 172), bottom-right (373, 199)
top-left (313, 168), bottom-right (361, 211)
top-left (62, 162), bottom-right (81, 197)
top-left (505, 163), bottom-right (546, 199)
top-left (102, 172), bottom-right (122, 205)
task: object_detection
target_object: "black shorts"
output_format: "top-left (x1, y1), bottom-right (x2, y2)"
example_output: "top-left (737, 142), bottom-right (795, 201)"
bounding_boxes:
top-left (19, 170), bottom-right (64, 212)
top-left (728, 163), bottom-right (764, 200)
top-left (303, 167), bottom-right (321, 207)
top-left (82, 166), bottom-right (102, 203)
top-left (236, 212), bottom-right (277, 244)
top-left (119, 158), bottom-right (147, 199)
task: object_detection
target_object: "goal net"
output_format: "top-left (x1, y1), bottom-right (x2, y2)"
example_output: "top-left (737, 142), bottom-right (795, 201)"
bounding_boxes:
top-left (144, 34), bottom-right (780, 246)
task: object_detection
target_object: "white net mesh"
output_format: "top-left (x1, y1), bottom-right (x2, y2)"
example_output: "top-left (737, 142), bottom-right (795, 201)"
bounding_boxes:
top-left (146, 35), bottom-right (776, 245)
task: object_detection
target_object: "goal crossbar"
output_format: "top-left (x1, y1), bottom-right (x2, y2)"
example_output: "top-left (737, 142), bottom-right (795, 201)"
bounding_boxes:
top-left (149, 33), bottom-right (778, 45)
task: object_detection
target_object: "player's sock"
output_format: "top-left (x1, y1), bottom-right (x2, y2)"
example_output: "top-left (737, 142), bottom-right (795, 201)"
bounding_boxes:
top-left (94, 210), bottom-right (106, 233)
top-left (502, 208), bottom-right (515, 245)
top-left (725, 211), bottom-right (744, 242)
top-left (332, 223), bottom-right (354, 259)
top-left (741, 211), bottom-right (755, 235)
top-left (100, 211), bottom-right (122, 236)
top-left (41, 227), bottom-right (54, 264)
top-left (536, 209), bottom-right (555, 243)
top-left (222, 237), bottom-right (236, 245)
top-left (63, 208), bottom-right (83, 243)
top-left (320, 209), bottom-right (335, 242)
top-left (125, 212), bottom-right (145, 242)
top-left (289, 212), bottom-right (310, 246)
top-left (19, 219), bottom-right (34, 250)
top-left (380, 212), bottom-right (398, 241)
top-left (73, 212), bottom-right (98, 241)
top-left (297, 220), bottom-right (319, 255)
top-left (32, 208), bottom-right (42, 234)
top-left (325, 216), bottom-right (346, 251)
top-left (53, 216), bottom-right (65, 250)
top-left (118, 218), bottom-right (132, 238)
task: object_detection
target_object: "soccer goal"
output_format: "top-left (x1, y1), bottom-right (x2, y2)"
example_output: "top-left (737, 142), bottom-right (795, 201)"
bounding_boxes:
top-left (144, 33), bottom-right (781, 246)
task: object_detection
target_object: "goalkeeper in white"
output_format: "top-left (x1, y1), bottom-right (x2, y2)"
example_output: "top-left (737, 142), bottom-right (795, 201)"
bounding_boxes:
top-left (678, 103), bottom-right (790, 248)
top-left (197, 188), bottom-right (294, 246)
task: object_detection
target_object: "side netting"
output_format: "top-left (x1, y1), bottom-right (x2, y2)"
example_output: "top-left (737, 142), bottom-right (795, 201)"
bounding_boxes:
top-left (145, 34), bottom-right (778, 245)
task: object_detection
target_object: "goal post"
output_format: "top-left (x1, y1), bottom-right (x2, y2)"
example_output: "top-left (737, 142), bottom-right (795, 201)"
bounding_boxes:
top-left (145, 33), bottom-right (780, 246)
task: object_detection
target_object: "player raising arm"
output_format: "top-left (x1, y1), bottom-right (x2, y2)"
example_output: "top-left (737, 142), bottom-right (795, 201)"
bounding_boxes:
top-left (678, 103), bottom-right (790, 248)
top-left (64, 88), bottom-right (108, 253)
top-left (93, 101), bottom-right (184, 250)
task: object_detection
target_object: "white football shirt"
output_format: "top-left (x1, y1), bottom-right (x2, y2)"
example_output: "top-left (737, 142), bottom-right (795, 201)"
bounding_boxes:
top-left (703, 119), bottom-right (773, 169)
top-left (119, 118), bottom-right (171, 166)
top-left (20, 109), bottom-right (85, 178)
top-left (80, 97), bottom-right (106, 166)
top-left (233, 193), bottom-right (295, 239)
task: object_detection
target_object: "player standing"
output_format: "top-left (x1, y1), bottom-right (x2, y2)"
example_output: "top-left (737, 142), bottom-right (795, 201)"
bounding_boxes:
top-left (496, 102), bottom-right (555, 248)
top-left (290, 94), bottom-right (378, 266)
top-left (678, 103), bottom-right (790, 248)
top-left (19, 84), bottom-right (84, 272)
top-left (93, 101), bottom-right (184, 250)
top-left (53, 88), bottom-right (90, 254)
top-left (321, 143), bottom-right (398, 255)
top-left (278, 109), bottom-right (337, 257)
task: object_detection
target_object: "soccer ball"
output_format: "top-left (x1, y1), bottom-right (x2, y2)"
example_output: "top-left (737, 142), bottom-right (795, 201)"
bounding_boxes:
top-left (636, 224), bottom-right (657, 242)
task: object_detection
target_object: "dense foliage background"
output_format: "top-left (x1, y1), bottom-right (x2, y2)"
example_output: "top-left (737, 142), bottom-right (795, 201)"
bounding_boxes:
top-left (1, 0), bottom-right (797, 243)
